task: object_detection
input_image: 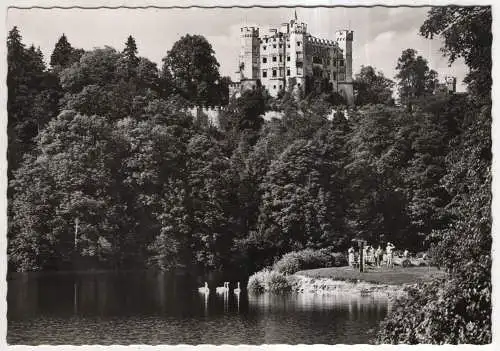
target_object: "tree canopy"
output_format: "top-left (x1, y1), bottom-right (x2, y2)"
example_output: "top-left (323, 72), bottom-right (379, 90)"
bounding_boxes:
top-left (162, 34), bottom-right (224, 106)
top-left (395, 48), bottom-right (438, 108)
top-left (353, 65), bottom-right (394, 105)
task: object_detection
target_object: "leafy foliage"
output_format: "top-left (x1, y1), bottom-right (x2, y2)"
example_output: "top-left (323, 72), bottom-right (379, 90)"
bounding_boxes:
top-left (273, 248), bottom-right (346, 275)
top-left (247, 269), bottom-right (292, 294)
top-left (162, 34), bottom-right (224, 106)
top-left (395, 48), bottom-right (438, 108)
top-left (353, 65), bottom-right (394, 105)
top-left (420, 7), bottom-right (491, 102)
top-left (376, 7), bottom-right (491, 344)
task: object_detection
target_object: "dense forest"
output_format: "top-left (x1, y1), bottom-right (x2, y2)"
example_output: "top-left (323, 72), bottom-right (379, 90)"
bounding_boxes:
top-left (7, 7), bottom-right (491, 343)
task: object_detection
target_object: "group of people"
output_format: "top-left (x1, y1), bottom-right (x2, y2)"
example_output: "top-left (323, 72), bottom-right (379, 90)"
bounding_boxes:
top-left (348, 242), bottom-right (397, 269)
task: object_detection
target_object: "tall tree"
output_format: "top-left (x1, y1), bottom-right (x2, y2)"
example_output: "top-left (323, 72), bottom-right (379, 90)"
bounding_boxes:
top-left (7, 27), bottom-right (52, 175)
top-left (353, 65), bottom-right (394, 106)
top-left (161, 34), bottom-right (222, 106)
top-left (395, 49), bottom-right (438, 109)
top-left (122, 35), bottom-right (140, 76)
top-left (420, 7), bottom-right (491, 102)
top-left (50, 34), bottom-right (83, 69)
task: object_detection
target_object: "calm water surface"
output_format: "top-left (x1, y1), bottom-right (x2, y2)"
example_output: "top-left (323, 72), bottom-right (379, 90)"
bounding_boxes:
top-left (8, 271), bottom-right (390, 344)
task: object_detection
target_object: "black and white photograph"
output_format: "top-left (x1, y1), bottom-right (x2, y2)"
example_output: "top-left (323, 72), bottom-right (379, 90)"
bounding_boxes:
top-left (3, 0), bottom-right (493, 346)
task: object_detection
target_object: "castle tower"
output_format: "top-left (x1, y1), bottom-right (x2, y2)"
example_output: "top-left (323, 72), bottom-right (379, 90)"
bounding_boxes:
top-left (335, 30), bottom-right (353, 82)
top-left (335, 30), bottom-right (354, 105)
top-left (239, 26), bottom-right (260, 80)
top-left (288, 16), bottom-right (308, 90)
top-left (444, 76), bottom-right (457, 93)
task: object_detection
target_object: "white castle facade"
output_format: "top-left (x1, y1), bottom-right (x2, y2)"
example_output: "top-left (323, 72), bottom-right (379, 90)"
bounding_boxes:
top-left (229, 13), bottom-right (354, 105)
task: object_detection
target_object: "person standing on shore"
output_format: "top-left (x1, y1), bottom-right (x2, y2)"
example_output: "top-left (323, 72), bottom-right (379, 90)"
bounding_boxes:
top-left (375, 245), bottom-right (383, 267)
top-left (386, 242), bottom-right (395, 268)
top-left (348, 247), bottom-right (355, 268)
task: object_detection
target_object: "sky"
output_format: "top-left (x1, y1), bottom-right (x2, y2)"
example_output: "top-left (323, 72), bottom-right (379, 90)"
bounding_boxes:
top-left (7, 6), bottom-right (469, 91)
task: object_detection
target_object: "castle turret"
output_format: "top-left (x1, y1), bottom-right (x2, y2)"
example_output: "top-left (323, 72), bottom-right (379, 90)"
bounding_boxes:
top-left (239, 26), bottom-right (260, 80)
top-left (445, 76), bottom-right (457, 93)
top-left (288, 18), bottom-right (308, 89)
top-left (335, 30), bottom-right (353, 82)
top-left (335, 30), bottom-right (354, 105)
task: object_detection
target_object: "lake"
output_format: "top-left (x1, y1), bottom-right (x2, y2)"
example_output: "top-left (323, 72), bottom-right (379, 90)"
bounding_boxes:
top-left (7, 271), bottom-right (390, 344)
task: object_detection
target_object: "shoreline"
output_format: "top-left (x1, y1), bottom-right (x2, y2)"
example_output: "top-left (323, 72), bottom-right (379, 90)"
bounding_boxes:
top-left (289, 274), bottom-right (411, 298)
top-left (247, 266), bottom-right (444, 296)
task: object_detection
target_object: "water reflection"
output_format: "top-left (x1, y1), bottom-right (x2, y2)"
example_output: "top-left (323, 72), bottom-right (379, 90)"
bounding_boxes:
top-left (248, 292), bottom-right (390, 322)
top-left (8, 271), bottom-right (390, 345)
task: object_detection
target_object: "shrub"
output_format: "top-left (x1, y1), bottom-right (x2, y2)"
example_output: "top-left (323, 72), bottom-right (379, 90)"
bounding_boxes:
top-left (247, 269), bottom-right (292, 294)
top-left (376, 259), bottom-right (491, 344)
top-left (247, 269), bottom-right (268, 293)
top-left (267, 270), bottom-right (292, 293)
top-left (273, 248), bottom-right (346, 274)
top-left (330, 252), bottom-right (347, 267)
top-left (273, 252), bottom-right (303, 274)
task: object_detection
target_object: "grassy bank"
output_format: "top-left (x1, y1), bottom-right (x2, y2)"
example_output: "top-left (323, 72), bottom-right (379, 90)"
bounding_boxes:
top-left (247, 265), bottom-right (446, 296)
top-left (296, 266), bottom-right (446, 285)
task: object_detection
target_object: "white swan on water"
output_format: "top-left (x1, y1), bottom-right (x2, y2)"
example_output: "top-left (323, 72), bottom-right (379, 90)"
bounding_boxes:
top-left (198, 282), bottom-right (209, 294)
top-left (216, 282), bottom-right (229, 294)
top-left (234, 282), bottom-right (241, 294)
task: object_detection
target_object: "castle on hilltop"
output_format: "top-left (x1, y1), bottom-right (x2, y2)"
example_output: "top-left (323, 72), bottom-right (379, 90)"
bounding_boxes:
top-left (229, 11), bottom-right (354, 105)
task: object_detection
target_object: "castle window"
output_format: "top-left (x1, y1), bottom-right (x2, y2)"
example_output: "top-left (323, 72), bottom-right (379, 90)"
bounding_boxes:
top-left (265, 38), bottom-right (268, 43)
top-left (263, 57), bottom-right (267, 63)
top-left (297, 66), bottom-right (303, 75)
top-left (340, 59), bottom-right (344, 67)
top-left (273, 85), bottom-right (276, 89)
top-left (279, 44), bottom-right (283, 48)
top-left (287, 69), bottom-right (291, 76)
top-left (297, 41), bottom-right (301, 46)
top-left (272, 56), bottom-right (277, 62)
top-left (333, 72), bottom-right (337, 81)
top-left (287, 56), bottom-right (290, 61)
top-left (287, 44), bottom-right (290, 48)
top-left (279, 55), bottom-right (282, 62)
top-left (273, 44), bottom-right (277, 48)
top-left (279, 85), bottom-right (282, 90)
top-left (272, 69), bottom-right (277, 77)
top-left (262, 70), bottom-right (267, 78)
top-left (298, 83), bottom-right (301, 87)
top-left (263, 45), bottom-right (267, 50)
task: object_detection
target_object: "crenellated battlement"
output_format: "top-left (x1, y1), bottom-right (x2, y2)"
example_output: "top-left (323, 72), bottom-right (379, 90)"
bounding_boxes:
top-left (335, 30), bottom-right (354, 41)
top-left (308, 36), bottom-right (338, 48)
top-left (241, 26), bottom-right (259, 37)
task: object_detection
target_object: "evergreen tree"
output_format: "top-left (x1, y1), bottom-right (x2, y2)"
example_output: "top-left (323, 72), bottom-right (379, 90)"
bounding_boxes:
top-left (7, 27), bottom-right (52, 175)
top-left (50, 34), bottom-right (77, 69)
top-left (123, 35), bottom-right (140, 68)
